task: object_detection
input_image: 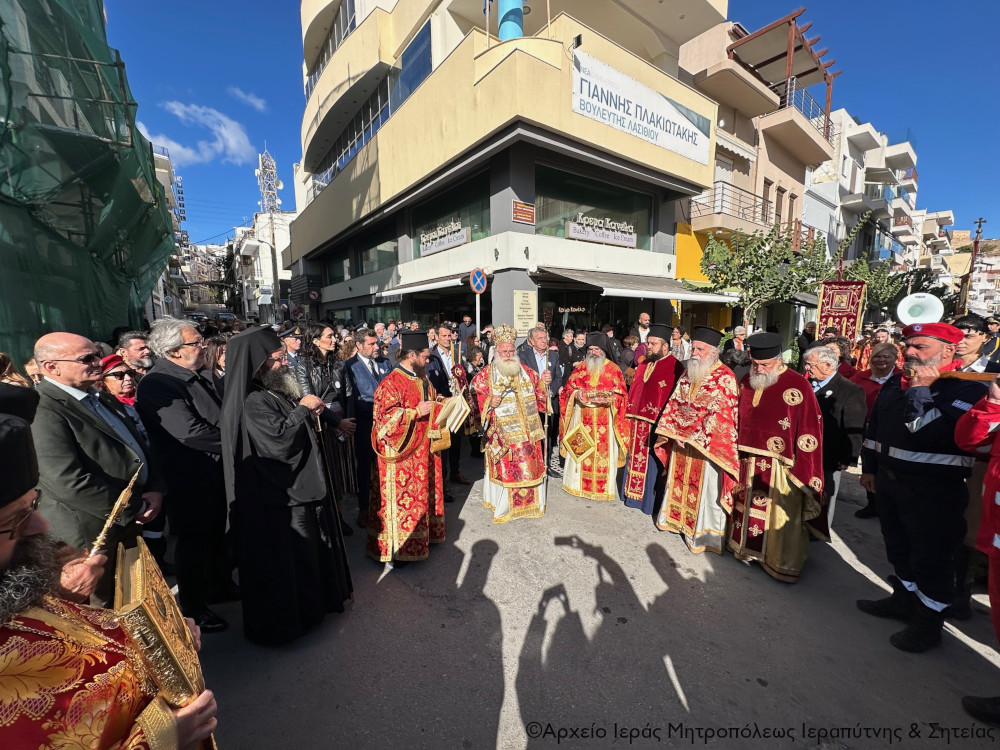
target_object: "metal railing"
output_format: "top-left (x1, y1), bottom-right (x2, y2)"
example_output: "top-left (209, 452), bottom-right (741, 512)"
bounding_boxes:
top-left (898, 167), bottom-right (918, 184)
top-left (893, 215), bottom-right (913, 229)
top-left (774, 76), bottom-right (834, 144)
top-left (691, 181), bottom-right (773, 226)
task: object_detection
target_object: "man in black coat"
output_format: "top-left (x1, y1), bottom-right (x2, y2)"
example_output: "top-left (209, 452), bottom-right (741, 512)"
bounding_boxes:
top-left (427, 323), bottom-right (468, 490)
top-left (802, 343), bottom-right (867, 529)
top-left (519, 325), bottom-right (562, 471)
top-left (136, 317), bottom-right (232, 632)
top-left (30, 332), bottom-right (165, 607)
top-left (795, 321), bottom-right (816, 372)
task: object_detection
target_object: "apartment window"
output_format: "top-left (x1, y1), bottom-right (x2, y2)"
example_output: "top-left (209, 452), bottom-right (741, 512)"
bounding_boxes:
top-left (412, 172), bottom-right (491, 259)
top-left (305, 0), bottom-right (357, 99)
top-left (762, 179), bottom-right (773, 224)
top-left (534, 165), bottom-right (653, 250)
top-left (357, 224), bottom-right (398, 275)
top-left (310, 22), bottom-right (433, 199)
top-left (774, 187), bottom-right (786, 226)
top-left (788, 193), bottom-right (798, 222)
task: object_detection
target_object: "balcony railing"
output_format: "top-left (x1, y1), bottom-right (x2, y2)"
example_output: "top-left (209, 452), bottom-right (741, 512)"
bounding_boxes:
top-left (893, 215), bottom-right (913, 229)
top-left (691, 181), bottom-right (773, 226)
top-left (304, 7), bottom-right (358, 100)
top-left (939, 229), bottom-right (953, 242)
top-left (898, 167), bottom-right (918, 184)
top-left (774, 76), bottom-right (834, 144)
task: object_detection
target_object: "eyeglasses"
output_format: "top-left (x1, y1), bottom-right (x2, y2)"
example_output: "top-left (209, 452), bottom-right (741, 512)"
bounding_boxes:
top-left (42, 353), bottom-right (100, 365)
top-left (179, 339), bottom-right (206, 348)
top-left (103, 369), bottom-right (137, 380)
top-left (0, 490), bottom-right (40, 540)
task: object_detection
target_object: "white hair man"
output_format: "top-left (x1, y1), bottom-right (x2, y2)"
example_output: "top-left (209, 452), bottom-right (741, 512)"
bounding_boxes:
top-left (653, 327), bottom-right (740, 553)
top-left (558, 332), bottom-right (628, 501)
top-left (472, 325), bottom-right (548, 522)
top-left (727, 332), bottom-right (827, 583)
top-left (622, 324), bottom-right (683, 514)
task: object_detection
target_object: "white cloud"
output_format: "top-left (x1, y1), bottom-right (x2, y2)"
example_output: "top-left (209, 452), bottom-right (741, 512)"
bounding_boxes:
top-left (227, 86), bottom-right (268, 113)
top-left (137, 102), bottom-right (257, 167)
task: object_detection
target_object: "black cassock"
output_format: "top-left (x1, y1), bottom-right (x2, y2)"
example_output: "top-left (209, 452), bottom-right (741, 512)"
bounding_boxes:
top-left (233, 385), bottom-right (353, 645)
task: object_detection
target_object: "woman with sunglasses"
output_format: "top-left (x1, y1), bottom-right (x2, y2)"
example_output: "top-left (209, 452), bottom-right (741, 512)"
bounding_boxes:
top-left (99, 355), bottom-right (148, 442)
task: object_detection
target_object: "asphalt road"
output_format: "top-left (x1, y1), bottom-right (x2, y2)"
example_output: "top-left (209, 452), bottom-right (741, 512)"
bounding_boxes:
top-left (199, 459), bottom-right (1000, 749)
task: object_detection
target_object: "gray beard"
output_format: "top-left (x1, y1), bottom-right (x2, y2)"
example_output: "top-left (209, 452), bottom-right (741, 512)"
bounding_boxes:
top-left (586, 353), bottom-right (606, 377)
top-left (687, 353), bottom-right (717, 384)
top-left (0, 534), bottom-right (63, 623)
top-left (261, 366), bottom-right (303, 401)
top-left (129, 357), bottom-right (155, 370)
top-left (495, 358), bottom-right (522, 378)
top-left (748, 369), bottom-right (780, 390)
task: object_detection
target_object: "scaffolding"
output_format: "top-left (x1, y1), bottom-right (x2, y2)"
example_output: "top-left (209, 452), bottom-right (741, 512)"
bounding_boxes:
top-left (0, 0), bottom-right (174, 362)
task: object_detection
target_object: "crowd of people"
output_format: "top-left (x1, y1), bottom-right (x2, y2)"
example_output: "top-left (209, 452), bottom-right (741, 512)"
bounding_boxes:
top-left (5, 305), bottom-right (1000, 745)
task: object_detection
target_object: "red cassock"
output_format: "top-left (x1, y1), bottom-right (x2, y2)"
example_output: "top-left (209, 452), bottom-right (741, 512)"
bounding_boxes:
top-left (728, 367), bottom-right (827, 582)
top-left (368, 366), bottom-right (445, 562)
top-left (623, 355), bottom-right (684, 501)
top-left (0, 596), bottom-right (173, 749)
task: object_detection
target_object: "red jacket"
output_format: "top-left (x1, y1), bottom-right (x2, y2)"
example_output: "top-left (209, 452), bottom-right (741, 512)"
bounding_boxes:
top-left (849, 368), bottom-right (902, 421)
top-left (954, 396), bottom-right (1000, 558)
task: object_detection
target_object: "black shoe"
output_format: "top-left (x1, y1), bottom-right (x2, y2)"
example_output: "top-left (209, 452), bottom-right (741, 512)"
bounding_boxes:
top-left (340, 516), bottom-right (354, 536)
top-left (962, 696), bottom-right (1000, 727)
top-left (189, 607), bottom-right (228, 633)
top-left (945, 595), bottom-right (973, 621)
top-left (890, 601), bottom-right (944, 652)
top-left (854, 505), bottom-right (878, 519)
top-left (857, 575), bottom-right (918, 622)
top-left (444, 493), bottom-right (456, 504)
top-left (207, 582), bottom-right (241, 604)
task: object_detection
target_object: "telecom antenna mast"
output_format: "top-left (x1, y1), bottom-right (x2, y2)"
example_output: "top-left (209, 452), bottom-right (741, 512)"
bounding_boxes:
top-left (255, 149), bottom-right (284, 323)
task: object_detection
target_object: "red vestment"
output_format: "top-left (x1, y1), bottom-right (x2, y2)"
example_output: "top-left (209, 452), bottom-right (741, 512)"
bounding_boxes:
top-left (368, 366), bottom-right (445, 562)
top-left (623, 355), bottom-right (683, 501)
top-left (472, 363), bottom-right (547, 522)
top-left (728, 367), bottom-right (826, 582)
top-left (653, 362), bottom-right (739, 551)
top-left (559, 361), bottom-right (629, 500)
top-left (0, 596), bottom-right (173, 749)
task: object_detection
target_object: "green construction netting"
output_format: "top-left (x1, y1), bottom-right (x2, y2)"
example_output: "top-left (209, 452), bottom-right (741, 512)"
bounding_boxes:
top-left (0, 0), bottom-right (174, 364)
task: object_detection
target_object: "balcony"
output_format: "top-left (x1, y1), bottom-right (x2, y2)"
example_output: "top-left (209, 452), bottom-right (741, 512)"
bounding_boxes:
top-left (690, 181), bottom-right (773, 236)
top-left (757, 78), bottom-right (835, 165)
top-left (845, 121), bottom-right (881, 152)
top-left (898, 167), bottom-right (918, 192)
top-left (891, 194), bottom-right (913, 218)
top-left (690, 58), bottom-right (779, 117)
top-left (893, 215), bottom-right (916, 239)
top-left (885, 141), bottom-right (917, 171)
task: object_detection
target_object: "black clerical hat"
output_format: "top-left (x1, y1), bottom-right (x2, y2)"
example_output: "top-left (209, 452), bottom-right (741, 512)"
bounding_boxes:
top-left (0, 415), bottom-right (38, 509)
top-left (692, 326), bottom-right (724, 347)
top-left (399, 331), bottom-right (429, 352)
top-left (646, 324), bottom-right (673, 342)
top-left (746, 332), bottom-right (782, 360)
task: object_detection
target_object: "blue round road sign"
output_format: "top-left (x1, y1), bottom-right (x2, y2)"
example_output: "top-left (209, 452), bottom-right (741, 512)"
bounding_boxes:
top-left (470, 269), bottom-right (487, 294)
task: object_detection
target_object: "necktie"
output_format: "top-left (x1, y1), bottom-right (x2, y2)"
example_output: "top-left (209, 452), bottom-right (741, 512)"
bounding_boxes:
top-left (369, 359), bottom-right (378, 380)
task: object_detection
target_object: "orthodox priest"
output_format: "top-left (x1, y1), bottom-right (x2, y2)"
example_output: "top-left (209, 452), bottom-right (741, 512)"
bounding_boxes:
top-left (0, 414), bottom-right (219, 749)
top-left (472, 325), bottom-right (548, 523)
top-left (221, 327), bottom-right (353, 645)
top-left (728, 332), bottom-right (827, 582)
top-left (559, 332), bottom-right (629, 501)
top-left (654, 327), bottom-right (740, 553)
top-left (368, 331), bottom-right (446, 564)
top-left (622, 324), bottom-right (683, 514)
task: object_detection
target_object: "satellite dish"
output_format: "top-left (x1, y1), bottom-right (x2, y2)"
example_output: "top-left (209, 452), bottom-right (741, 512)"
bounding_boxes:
top-left (275, 179), bottom-right (284, 190)
top-left (276, 198), bottom-right (282, 206)
top-left (254, 169), bottom-right (261, 177)
top-left (896, 293), bottom-right (944, 325)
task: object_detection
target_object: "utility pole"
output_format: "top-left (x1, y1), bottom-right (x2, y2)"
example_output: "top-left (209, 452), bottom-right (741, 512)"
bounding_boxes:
top-left (963, 217), bottom-right (988, 315)
top-left (256, 150), bottom-right (284, 325)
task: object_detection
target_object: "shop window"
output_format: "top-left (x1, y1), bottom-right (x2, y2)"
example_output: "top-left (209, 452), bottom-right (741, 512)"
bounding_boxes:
top-left (412, 172), bottom-right (491, 259)
top-left (534, 165), bottom-right (652, 250)
top-left (323, 248), bottom-right (351, 285)
top-left (357, 224), bottom-right (398, 275)
top-left (361, 304), bottom-right (401, 324)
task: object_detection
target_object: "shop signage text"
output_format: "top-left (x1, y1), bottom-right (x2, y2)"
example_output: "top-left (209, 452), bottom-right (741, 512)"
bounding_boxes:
top-left (566, 219), bottom-right (637, 249)
top-left (512, 200), bottom-right (535, 225)
top-left (572, 50), bottom-right (711, 166)
top-left (513, 290), bottom-right (537, 337)
top-left (420, 220), bottom-right (470, 256)
top-left (558, 306), bottom-right (587, 313)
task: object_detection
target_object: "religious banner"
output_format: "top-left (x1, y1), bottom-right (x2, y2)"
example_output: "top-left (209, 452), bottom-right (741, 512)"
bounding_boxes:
top-left (817, 281), bottom-right (867, 340)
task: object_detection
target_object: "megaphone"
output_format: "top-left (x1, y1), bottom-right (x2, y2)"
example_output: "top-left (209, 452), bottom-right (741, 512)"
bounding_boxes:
top-left (896, 293), bottom-right (944, 325)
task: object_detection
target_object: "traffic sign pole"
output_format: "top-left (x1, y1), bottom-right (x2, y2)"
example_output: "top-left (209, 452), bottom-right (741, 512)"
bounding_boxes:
top-left (476, 293), bottom-right (480, 344)
top-left (469, 269), bottom-right (488, 343)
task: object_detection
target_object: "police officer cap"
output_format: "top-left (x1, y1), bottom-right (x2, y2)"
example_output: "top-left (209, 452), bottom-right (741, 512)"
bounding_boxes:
top-left (279, 326), bottom-right (303, 339)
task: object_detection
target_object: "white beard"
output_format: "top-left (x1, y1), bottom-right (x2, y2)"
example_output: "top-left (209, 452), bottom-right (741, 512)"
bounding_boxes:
top-left (586, 353), bottom-right (606, 377)
top-left (686, 352), bottom-right (718, 386)
top-left (495, 358), bottom-right (522, 378)
top-left (748, 369), bottom-right (780, 390)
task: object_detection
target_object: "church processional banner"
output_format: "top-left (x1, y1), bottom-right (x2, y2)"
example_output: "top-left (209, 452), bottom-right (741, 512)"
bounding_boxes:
top-left (817, 281), bottom-right (867, 340)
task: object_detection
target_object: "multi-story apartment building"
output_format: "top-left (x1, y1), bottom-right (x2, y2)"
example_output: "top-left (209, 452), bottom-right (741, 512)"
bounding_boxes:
top-left (149, 147), bottom-right (189, 320)
top-left (289, 0), bottom-right (733, 334)
top-left (233, 212), bottom-right (296, 323)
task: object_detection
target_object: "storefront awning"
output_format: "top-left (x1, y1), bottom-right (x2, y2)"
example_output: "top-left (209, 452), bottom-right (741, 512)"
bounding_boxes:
top-left (375, 274), bottom-right (464, 298)
top-left (539, 268), bottom-right (737, 304)
top-left (791, 292), bottom-right (818, 308)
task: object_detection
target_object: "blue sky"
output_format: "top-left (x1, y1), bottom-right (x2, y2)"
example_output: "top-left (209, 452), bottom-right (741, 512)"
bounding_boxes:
top-left (105, 1), bottom-right (998, 246)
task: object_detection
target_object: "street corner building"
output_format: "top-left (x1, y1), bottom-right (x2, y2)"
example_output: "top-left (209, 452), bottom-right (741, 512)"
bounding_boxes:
top-left (369, 365), bottom-right (446, 562)
top-left (472, 355), bottom-right (548, 523)
top-left (729, 366), bottom-right (827, 582)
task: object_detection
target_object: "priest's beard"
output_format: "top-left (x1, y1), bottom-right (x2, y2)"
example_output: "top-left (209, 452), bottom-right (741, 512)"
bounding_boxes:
top-left (260, 365), bottom-right (303, 401)
top-left (748, 369), bottom-right (780, 390)
top-left (687, 351), bottom-right (718, 387)
top-left (0, 534), bottom-right (62, 622)
top-left (645, 349), bottom-right (662, 362)
top-left (586, 353), bottom-right (607, 377)
top-left (495, 357), bottom-right (522, 379)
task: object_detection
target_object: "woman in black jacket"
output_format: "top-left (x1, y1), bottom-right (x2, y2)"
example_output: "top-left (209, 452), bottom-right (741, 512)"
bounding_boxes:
top-left (295, 323), bottom-right (357, 534)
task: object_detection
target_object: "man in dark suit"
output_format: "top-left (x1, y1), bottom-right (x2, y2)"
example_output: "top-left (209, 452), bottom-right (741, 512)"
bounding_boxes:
top-left (427, 323), bottom-right (468, 491)
top-left (31, 332), bottom-right (165, 606)
top-left (803, 343), bottom-right (866, 528)
top-left (344, 328), bottom-right (391, 527)
top-left (519, 325), bottom-right (562, 473)
top-left (795, 321), bottom-right (816, 372)
top-left (136, 317), bottom-right (231, 632)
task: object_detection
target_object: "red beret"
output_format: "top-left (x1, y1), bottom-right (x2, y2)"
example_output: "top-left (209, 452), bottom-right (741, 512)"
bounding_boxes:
top-left (901, 322), bottom-right (963, 344)
top-left (100, 354), bottom-right (126, 374)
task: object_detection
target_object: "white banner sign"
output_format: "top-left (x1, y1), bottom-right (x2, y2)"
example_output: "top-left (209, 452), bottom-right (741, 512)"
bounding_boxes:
top-left (420, 223), bottom-right (470, 257)
top-left (566, 221), bottom-right (637, 249)
top-left (572, 50), bottom-right (710, 165)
